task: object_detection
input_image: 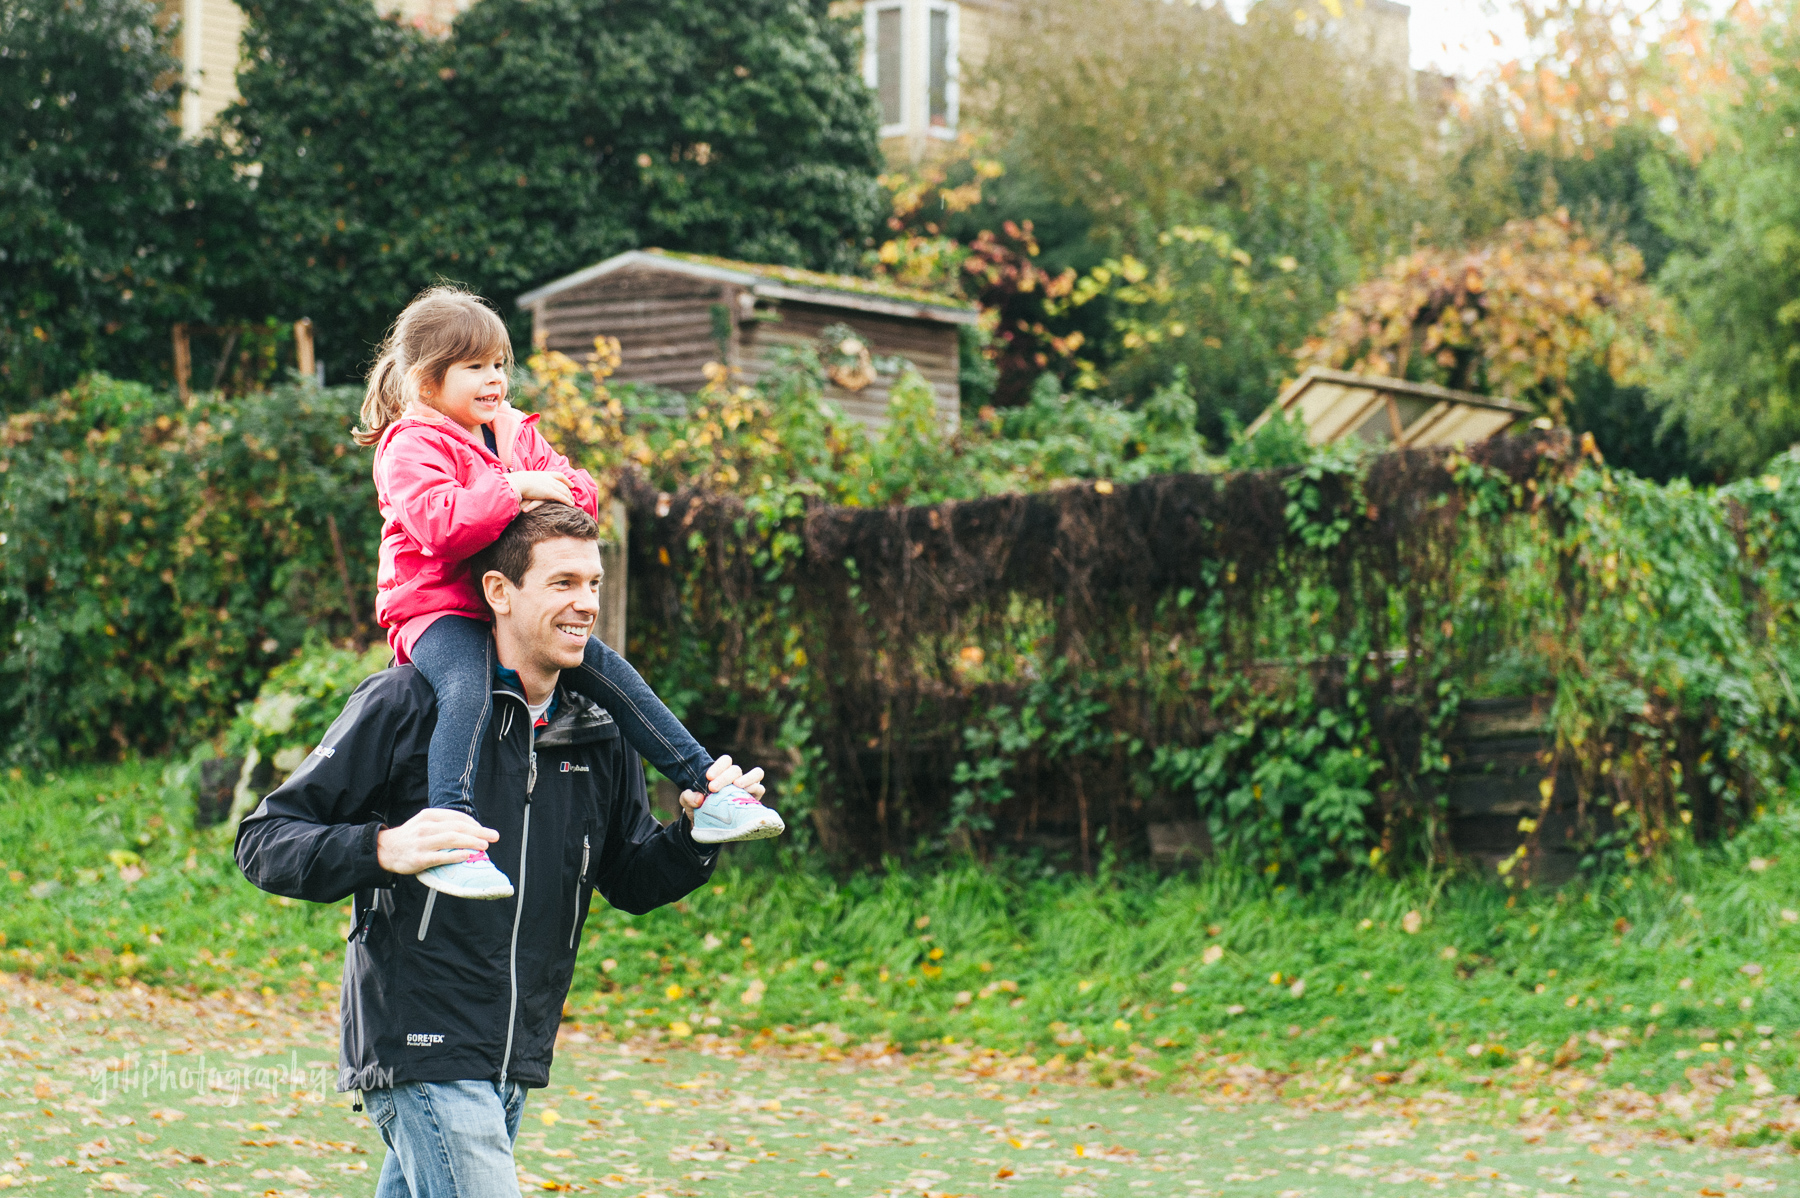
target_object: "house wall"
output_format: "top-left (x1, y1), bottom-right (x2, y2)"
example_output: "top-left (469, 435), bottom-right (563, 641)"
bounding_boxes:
top-left (527, 269), bottom-right (963, 432)
top-left (737, 300), bottom-right (961, 432)
top-left (165, 0), bottom-right (244, 137)
top-left (838, 0), bottom-right (1005, 165)
top-left (531, 266), bottom-right (726, 393)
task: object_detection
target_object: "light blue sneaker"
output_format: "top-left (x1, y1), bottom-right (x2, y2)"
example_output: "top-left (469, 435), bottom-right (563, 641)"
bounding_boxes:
top-left (691, 785), bottom-right (786, 844)
top-left (418, 849), bottom-right (515, 900)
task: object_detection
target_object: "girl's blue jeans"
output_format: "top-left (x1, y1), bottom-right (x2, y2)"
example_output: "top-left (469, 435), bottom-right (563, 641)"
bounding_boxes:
top-left (410, 614), bottom-right (713, 815)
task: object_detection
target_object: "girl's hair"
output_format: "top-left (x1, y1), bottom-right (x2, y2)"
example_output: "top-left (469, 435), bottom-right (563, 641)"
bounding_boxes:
top-left (356, 285), bottom-right (514, 446)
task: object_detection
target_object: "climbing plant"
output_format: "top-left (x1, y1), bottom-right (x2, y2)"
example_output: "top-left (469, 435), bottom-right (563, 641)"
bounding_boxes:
top-left (516, 347), bottom-right (1800, 881)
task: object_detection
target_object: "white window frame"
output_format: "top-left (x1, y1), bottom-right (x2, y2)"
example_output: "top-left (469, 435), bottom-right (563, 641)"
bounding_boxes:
top-left (926, 1), bottom-right (959, 139)
top-left (863, 2), bottom-right (908, 139)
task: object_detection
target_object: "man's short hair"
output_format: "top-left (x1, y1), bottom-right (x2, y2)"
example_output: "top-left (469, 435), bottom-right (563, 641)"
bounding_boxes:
top-left (471, 503), bottom-right (601, 590)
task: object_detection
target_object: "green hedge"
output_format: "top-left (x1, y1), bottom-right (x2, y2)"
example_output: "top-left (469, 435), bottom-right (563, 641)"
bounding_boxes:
top-left (0, 377), bottom-right (377, 762)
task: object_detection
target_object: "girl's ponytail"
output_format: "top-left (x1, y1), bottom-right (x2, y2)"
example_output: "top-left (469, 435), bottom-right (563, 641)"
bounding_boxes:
top-left (355, 285), bottom-right (514, 447)
top-left (356, 347), bottom-right (407, 447)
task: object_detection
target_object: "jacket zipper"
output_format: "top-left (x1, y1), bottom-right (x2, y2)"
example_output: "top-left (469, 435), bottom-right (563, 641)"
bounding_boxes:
top-left (499, 691), bottom-right (536, 1087)
top-left (569, 834), bottom-right (590, 950)
top-left (416, 890), bottom-right (437, 941)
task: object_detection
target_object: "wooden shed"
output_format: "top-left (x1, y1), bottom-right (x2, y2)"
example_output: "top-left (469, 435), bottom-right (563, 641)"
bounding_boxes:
top-left (516, 249), bottom-right (979, 431)
top-left (1244, 368), bottom-right (1535, 451)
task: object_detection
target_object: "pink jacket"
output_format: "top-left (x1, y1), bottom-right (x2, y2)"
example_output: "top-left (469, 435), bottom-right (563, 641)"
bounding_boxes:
top-left (372, 402), bottom-right (599, 662)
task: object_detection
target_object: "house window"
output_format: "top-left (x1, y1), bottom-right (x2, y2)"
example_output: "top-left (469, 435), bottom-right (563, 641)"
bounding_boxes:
top-left (864, 1), bottom-right (957, 139)
top-left (866, 4), bottom-right (904, 134)
top-left (928, 4), bottom-right (955, 132)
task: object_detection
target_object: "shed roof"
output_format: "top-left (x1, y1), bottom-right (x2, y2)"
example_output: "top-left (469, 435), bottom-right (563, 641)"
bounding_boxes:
top-left (1245, 368), bottom-right (1535, 450)
top-left (517, 249), bottom-right (979, 325)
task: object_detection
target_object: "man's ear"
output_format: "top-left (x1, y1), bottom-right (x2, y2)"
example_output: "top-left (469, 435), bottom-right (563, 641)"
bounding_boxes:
top-left (480, 569), bottom-right (513, 615)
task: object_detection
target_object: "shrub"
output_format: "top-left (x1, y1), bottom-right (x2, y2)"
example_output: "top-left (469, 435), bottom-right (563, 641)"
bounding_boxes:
top-left (1297, 212), bottom-right (1664, 423)
top-left (225, 639), bottom-right (389, 771)
top-left (0, 377), bottom-right (377, 763)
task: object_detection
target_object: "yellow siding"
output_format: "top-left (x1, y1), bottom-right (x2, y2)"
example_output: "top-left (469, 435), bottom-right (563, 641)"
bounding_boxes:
top-left (176, 0), bottom-right (244, 137)
top-left (170, 0), bottom-right (471, 138)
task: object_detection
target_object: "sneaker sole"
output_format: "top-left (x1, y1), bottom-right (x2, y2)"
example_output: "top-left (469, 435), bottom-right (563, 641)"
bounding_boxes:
top-left (691, 818), bottom-right (787, 845)
top-left (417, 873), bottom-right (515, 900)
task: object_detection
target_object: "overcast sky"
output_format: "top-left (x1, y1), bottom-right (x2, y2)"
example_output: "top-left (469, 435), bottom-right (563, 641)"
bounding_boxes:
top-left (1409, 0), bottom-right (1530, 75)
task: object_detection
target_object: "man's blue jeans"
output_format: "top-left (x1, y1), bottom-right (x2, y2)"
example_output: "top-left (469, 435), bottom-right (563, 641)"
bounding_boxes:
top-left (366, 1080), bottom-right (529, 1197)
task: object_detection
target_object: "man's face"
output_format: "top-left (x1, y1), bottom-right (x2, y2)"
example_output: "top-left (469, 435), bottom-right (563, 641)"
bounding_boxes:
top-left (492, 536), bottom-right (601, 674)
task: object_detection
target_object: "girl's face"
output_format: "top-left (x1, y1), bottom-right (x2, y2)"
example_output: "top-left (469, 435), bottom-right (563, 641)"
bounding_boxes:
top-left (423, 352), bottom-right (509, 433)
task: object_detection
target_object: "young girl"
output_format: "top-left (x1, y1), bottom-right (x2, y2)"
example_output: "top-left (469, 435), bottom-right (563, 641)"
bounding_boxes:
top-left (357, 286), bottom-right (784, 899)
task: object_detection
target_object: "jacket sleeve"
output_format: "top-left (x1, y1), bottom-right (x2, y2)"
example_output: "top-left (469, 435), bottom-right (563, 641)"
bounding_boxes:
top-left (380, 428), bottom-right (520, 560)
top-left (510, 421), bottom-right (600, 519)
top-left (234, 674), bottom-right (417, 904)
top-left (592, 752), bottom-right (716, 916)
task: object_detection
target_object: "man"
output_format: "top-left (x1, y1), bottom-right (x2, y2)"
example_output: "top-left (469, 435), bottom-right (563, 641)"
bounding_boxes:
top-left (236, 504), bottom-right (763, 1196)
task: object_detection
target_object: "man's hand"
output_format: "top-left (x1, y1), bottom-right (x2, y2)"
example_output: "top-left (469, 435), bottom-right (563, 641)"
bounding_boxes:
top-left (376, 809), bottom-right (500, 876)
top-left (678, 754), bottom-right (766, 816)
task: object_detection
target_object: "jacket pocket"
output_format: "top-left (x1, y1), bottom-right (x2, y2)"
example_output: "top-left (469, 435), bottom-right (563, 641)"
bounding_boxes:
top-left (568, 828), bottom-right (592, 950)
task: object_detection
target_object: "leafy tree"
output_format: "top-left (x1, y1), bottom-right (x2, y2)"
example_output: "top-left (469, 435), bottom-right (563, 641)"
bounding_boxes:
top-left (1298, 212), bottom-right (1664, 424)
top-left (1046, 175), bottom-right (1359, 437)
top-left (0, 0), bottom-right (246, 406)
top-left (865, 148), bottom-right (1113, 407)
top-left (1647, 15), bottom-right (1800, 476)
top-left (1509, 124), bottom-right (1693, 277)
top-left (977, 0), bottom-right (1436, 260)
top-left (1482, 0), bottom-right (1746, 161)
top-left (220, 0), bottom-right (886, 379)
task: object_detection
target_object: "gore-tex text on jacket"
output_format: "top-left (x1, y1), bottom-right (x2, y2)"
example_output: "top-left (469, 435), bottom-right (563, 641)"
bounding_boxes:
top-left (234, 667), bottom-right (715, 1092)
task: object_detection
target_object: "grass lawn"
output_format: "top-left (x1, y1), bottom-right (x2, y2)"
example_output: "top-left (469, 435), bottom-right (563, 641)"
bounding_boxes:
top-left (4, 759), bottom-right (1800, 1155)
top-left (6, 973), bottom-right (1797, 1198)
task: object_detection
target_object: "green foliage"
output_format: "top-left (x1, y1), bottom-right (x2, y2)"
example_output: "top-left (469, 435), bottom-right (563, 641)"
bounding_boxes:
top-left (1564, 359), bottom-right (1710, 485)
top-left (574, 818), bottom-right (1800, 1099)
top-left (980, 0), bottom-right (1434, 260)
top-left (218, 0), bottom-right (887, 380)
top-left (13, 757), bottom-right (1800, 1120)
top-left (1648, 25), bottom-right (1800, 477)
top-left (528, 348), bottom-right (1219, 507)
top-left (18, 353), bottom-right (1800, 885)
top-left (226, 640), bottom-right (389, 765)
top-left (0, 377), bottom-right (377, 764)
top-left (1054, 189), bottom-right (1355, 436)
top-left (0, 759), bottom-right (350, 988)
top-left (1512, 123), bottom-right (1693, 279)
top-left (0, 0), bottom-right (249, 406)
top-left (966, 371), bottom-right (1215, 487)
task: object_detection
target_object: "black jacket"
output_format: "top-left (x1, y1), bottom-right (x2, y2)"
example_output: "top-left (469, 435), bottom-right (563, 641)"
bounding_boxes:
top-left (234, 665), bottom-right (716, 1092)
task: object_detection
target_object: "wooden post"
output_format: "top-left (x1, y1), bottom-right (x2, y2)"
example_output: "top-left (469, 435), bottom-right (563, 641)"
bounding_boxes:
top-left (172, 323), bottom-right (192, 406)
top-left (294, 318), bottom-right (315, 382)
top-left (597, 498), bottom-right (629, 653)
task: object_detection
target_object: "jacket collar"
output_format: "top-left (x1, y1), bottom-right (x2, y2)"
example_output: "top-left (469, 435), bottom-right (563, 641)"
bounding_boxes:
top-left (491, 678), bottom-right (617, 748)
top-left (384, 401), bottom-right (538, 469)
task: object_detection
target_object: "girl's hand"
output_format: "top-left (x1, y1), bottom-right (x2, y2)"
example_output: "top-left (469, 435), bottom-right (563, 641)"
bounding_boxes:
top-left (507, 470), bottom-right (575, 508)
